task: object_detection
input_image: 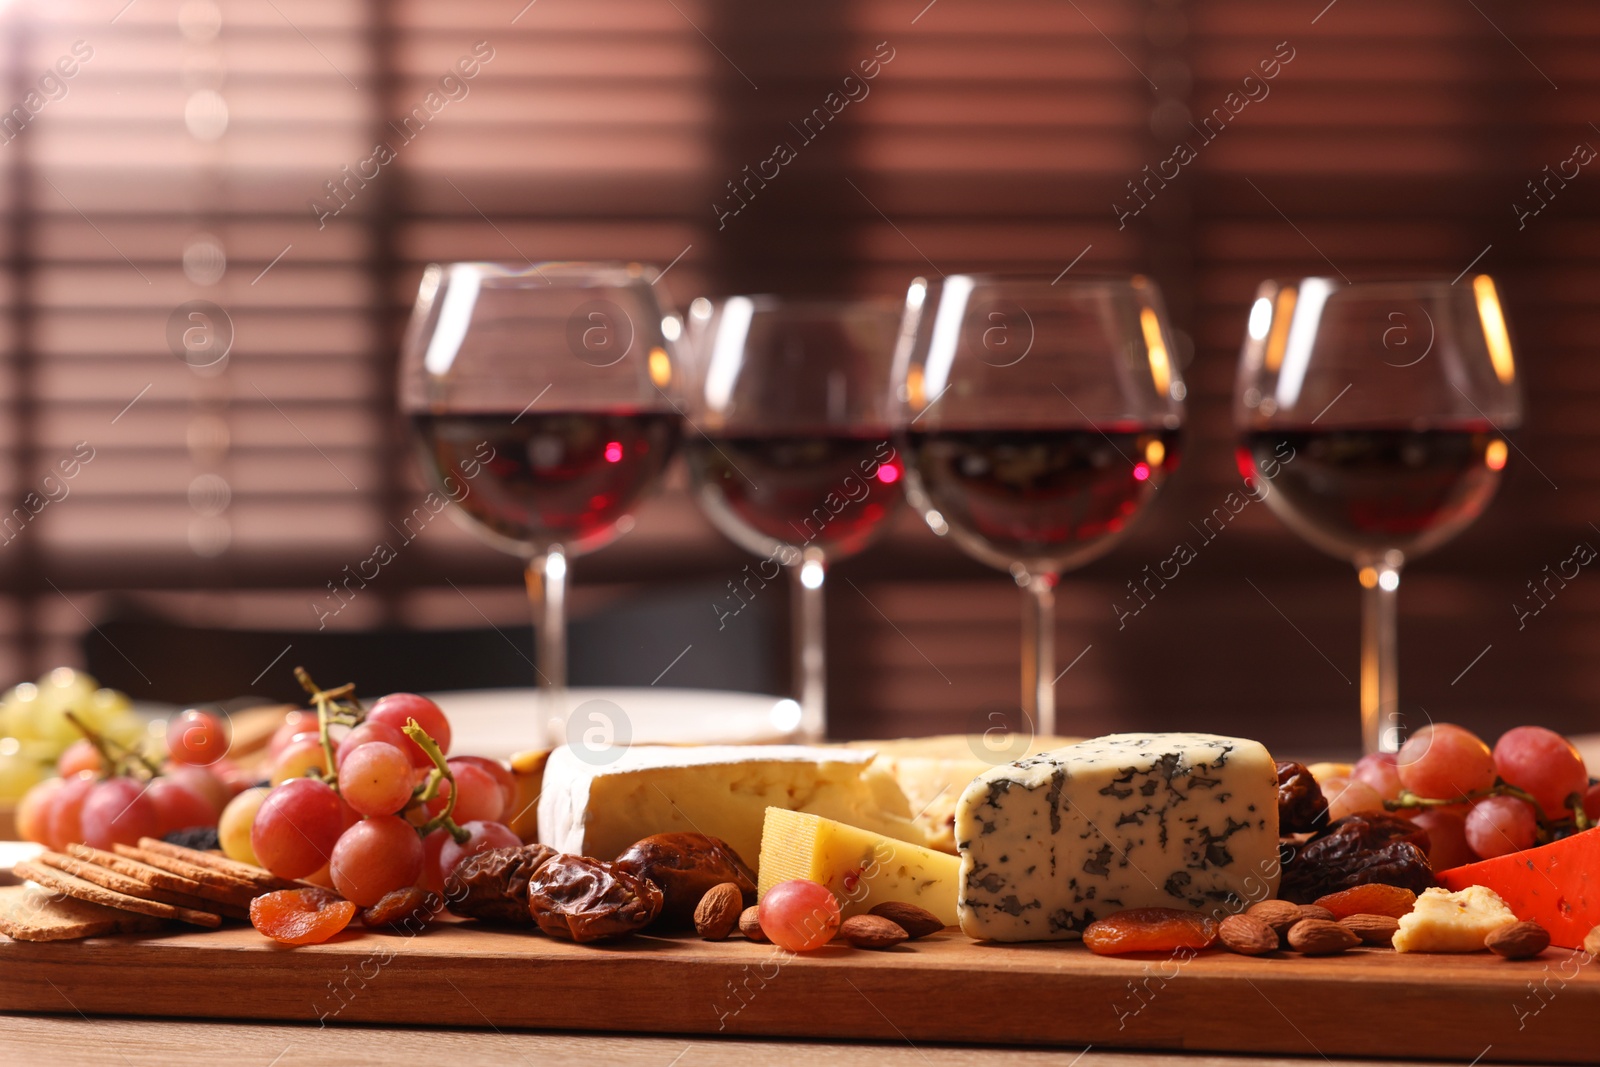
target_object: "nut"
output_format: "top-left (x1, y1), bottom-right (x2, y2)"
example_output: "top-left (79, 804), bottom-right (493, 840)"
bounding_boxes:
top-left (1339, 913), bottom-right (1401, 946)
top-left (693, 882), bottom-right (744, 941)
top-left (1287, 918), bottom-right (1360, 955)
top-left (1298, 904), bottom-right (1337, 923)
top-left (1218, 913), bottom-right (1278, 956)
top-left (869, 902), bottom-right (943, 939)
top-left (1586, 925), bottom-right (1600, 958)
top-left (1247, 899), bottom-right (1304, 940)
top-left (739, 905), bottom-right (767, 942)
top-left (839, 914), bottom-right (908, 950)
top-left (1486, 921), bottom-right (1550, 960)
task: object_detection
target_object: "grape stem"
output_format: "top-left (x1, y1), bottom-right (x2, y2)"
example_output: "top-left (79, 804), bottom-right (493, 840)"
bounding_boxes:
top-left (294, 668), bottom-right (365, 790)
top-left (1388, 779), bottom-right (1592, 842)
top-left (63, 709), bottom-right (161, 780)
top-left (404, 719), bottom-right (469, 844)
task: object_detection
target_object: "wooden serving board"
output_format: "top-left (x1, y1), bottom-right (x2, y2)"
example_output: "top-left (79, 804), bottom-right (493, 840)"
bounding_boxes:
top-left (1, 922), bottom-right (1594, 1063)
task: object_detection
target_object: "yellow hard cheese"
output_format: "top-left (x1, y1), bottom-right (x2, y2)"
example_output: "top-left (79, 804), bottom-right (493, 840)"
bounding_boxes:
top-left (757, 807), bottom-right (960, 927)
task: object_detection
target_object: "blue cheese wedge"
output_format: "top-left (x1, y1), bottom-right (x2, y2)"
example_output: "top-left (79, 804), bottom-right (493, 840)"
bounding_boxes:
top-left (956, 733), bottom-right (1280, 942)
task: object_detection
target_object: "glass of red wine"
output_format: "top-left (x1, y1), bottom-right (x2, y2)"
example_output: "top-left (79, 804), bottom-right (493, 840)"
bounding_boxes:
top-left (681, 296), bottom-right (905, 740)
top-left (399, 262), bottom-right (681, 742)
top-left (892, 275), bottom-right (1185, 738)
top-left (1234, 276), bottom-right (1522, 754)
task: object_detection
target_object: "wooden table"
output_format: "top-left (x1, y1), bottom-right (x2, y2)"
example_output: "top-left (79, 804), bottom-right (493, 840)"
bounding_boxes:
top-left (0, 1014), bottom-right (1453, 1067)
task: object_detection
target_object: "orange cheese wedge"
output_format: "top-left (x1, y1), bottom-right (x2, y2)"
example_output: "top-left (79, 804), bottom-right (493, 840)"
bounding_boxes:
top-left (1436, 827), bottom-right (1600, 949)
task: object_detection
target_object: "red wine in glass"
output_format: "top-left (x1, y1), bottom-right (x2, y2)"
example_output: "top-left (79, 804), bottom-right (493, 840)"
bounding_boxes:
top-left (1237, 424), bottom-right (1507, 561)
top-left (412, 410), bottom-right (681, 554)
top-left (685, 433), bottom-right (904, 560)
top-left (907, 425), bottom-right (1181, 572)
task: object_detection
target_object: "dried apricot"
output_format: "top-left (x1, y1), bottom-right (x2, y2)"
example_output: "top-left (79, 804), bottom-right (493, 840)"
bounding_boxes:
top-left (250, 887), bottom-right (358, 945)
top-left (1313, 883), bottom-right (1416, 920)
top-left (1082, 907), bottom-right (1218, 956)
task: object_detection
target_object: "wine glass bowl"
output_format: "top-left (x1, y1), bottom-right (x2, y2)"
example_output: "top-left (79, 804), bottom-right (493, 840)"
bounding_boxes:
top-left (399, 261), bottom-right (682, 740)
top-left (893, 275), bottom-right (1186, 736)
top-left (1234, 275), bottom-right (1523, 753)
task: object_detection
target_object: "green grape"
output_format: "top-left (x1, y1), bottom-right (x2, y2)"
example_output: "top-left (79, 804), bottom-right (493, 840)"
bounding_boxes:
top-left (0, 742), bottom-right (47, 801)
top-left (76, 687), bottom-right (131, 732)
top-left (0, 683), bottom-right (42, 742)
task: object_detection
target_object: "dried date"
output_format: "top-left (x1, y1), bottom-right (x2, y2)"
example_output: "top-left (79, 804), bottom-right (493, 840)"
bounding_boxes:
top-left (613, 832), bottom-right (756, 927)
top-left (527, 855), bottom-right (664, 942)
top-left (445, 844), bottom-right (558, 924)
top-left (1275, 760), bottom-right (1329, 835)
top-left (1278, 813), bottom-right (1434, 904)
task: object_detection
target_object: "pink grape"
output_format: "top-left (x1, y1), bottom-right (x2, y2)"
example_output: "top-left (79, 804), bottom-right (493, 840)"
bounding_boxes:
top-left (330, 815), bottom-right (424, 907)
top-left (80, 777), bottom-right (161, 850)
top-left (338, 741), bottom-right (415, 817)
top-left (47, 772), bottom-right (101, 849)
top-left (367, 694), bottom-right (451, 768)
top-left (1319, 775), bottom-right (1386, 822)
top-left (1396, 724), bottom-right (1496, 800)
top-left (17, 777), bottom-right (65, 845)
top-left (437, 820), bottom-right (520, 881)
top-left (57, 739), bottom-right (103, 778)
top-left (1586, 783), bottom-right (1600, 822)
top-left (1492, 726), bottom-right (1588, 820)
top-left (251, 777), bottom-right (350, 879)
top-left (164, 766), bottom-right (229, 814)
top-left (1351, 752), bottom-right (1405, 802)
top-left (450, 755), bottom-right (517, 814)
top-left (445, 760), bottom-right (506, 824)
top-left (1409, 809), bottom-right (1476, 871)
top-left (759, 879), bottom-right (841, 952)
top-left (146, 777), bottom-right (218, 835)
top-left (272, 735), bottom-right (331, 785)
top-left (335, 721), bottom-right (409, 769)
top-left (420, 828), bottom-right (450, 895)
top-left (167, 709), bottom-right (229, 766)
top-left (1465, 795), bottom-right (1539, 859)
top-left (269, 710), bottom-right (318, 757)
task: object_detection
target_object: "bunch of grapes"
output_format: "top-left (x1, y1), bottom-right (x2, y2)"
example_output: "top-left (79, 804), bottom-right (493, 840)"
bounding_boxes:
top-left (0, 668), bottom-right (144, 802)
top-left (1320, 722), bottom-right (1596, 870)
top-left (16, 704), bottom-right (249, 851)
top-left (234, 674), bottom-right (521, 908)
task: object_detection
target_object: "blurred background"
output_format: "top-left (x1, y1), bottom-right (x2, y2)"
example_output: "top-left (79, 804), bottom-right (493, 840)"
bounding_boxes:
top-left (0, 0), bottom-right (1593, 755)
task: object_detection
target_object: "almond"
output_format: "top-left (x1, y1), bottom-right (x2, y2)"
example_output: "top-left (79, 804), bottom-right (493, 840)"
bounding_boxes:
top-left (1218, 913), bottom-right (1278, 956)
top-left (693, 882), bottom-right (743, 941)
top-left (1486, 921), bottom-right (1550, 960)
top-left (738, 905), bottom-right (767, 942)
top-left (1298, 904), bottom-right (1337, 923)
top-left (839, 914), bottom-right (908, 950)
top-left (1586, 925), bottom-right (1600, 958)
top-left (1339, 913), bottom-right (1400, 946)
top-left (869, 901), bottom-right (943, 939)
top-left (1247, 899), bottom-right (1303, 939)
top-left (1287, 918), bottom-right (1360, 955)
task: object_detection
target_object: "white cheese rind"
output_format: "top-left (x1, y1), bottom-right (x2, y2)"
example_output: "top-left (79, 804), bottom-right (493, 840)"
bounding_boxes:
top-left (956, 732), bottom-right (1280, 942)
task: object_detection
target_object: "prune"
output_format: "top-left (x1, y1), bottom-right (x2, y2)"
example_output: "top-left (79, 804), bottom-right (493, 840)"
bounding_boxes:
top-left (613, 832), bottom-right (756, 927)
top-left (1278, 813), bottom-right (1434, 903)
top-left (527, 855), bottom-right (663, 942)
top-left (1275, 761), bottom-right (1329, 835)
top-left (444, 844), bottom-right (558, 924)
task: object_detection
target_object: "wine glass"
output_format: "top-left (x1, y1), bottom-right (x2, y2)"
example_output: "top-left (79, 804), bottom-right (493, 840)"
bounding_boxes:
top-left (1234, 276), bottom-right (1522, 755)
top-left (892, 275), bottom-right (1185, 738)
top-left (398, 261), bottom-right (681, 744)
top-left (681, 296), bottom-right (905, 741)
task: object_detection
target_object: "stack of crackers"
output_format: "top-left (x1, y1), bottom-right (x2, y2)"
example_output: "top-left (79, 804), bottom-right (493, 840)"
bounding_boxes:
top-left (0, 837), bottom-right (301, 941)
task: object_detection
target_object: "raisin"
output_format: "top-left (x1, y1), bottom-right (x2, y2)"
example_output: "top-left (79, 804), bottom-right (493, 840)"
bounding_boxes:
top-left (1082, 907), bottom-right (1218, 956)
top-left (361, 886), bottom-right (442, 932)
top-left (1275, 761), bottom-right (1329, 835)
top-left (1314, 883), bottom-right (1416, 919)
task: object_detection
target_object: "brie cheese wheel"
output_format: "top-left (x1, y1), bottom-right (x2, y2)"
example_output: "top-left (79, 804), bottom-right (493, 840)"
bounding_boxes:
top-left (537, 744), bottom-right (925, 868)
top-left (956, 732), bottom-right (1281, 942)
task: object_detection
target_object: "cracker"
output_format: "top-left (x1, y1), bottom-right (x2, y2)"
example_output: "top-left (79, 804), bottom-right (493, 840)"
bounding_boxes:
top-left (67, 843), bottom-right (254, 915)
top-left (15, 860), bottom-right (221, 928)
top-left (37, 851), bottom-right (248, 921)
top-left (134, 837), bottom-right (301, 891)
top-left (0, 885), bottom-right (163, 941)
top-left (112, 844), bottom-right (258, 906)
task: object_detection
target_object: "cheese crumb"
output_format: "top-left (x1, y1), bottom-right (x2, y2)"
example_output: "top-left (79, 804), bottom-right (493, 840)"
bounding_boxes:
top-left (1392, 885), bottom-right (1518, 953)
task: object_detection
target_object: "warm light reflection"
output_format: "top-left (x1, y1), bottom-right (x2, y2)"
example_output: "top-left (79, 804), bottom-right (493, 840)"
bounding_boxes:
top-left (1144, 438), bottom-right (1166, 468)
top-left (1358, 566), bottom-right (1378, 589)
top-left (1472, 275), bottom-right (1515, 385)
top-left (1138, 306), bottom-right (1171, 395)
top-left (648, 345), bottom-right (672, 388)
top-left (905, 364), bottom-right (926, 410)
top-left (1263, 286), bottom-right (1298, 373)
top-left (1485, 438), bottom-right (1508, 471)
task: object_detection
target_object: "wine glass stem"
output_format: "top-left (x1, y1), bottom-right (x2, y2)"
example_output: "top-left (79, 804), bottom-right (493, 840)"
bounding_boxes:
top-left (526, 548), bottom-right (568, 744)
top-left (1360, 562), bottom-right (1401, 755)
top-left (1022, 572), bottom-right (1058, 739)
top-left (791, 550), bottom-right (827, 741)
